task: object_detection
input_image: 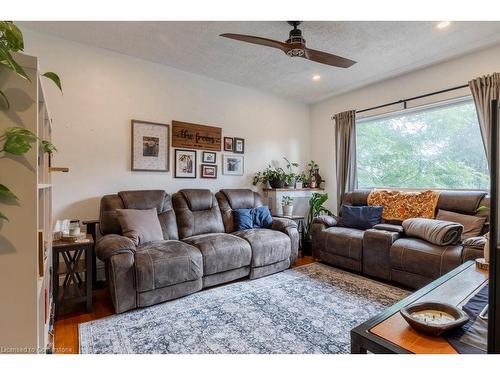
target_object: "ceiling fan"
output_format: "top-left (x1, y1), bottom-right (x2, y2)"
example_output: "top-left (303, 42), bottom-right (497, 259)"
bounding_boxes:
top-left (220, 21), bottom-right (356, 69)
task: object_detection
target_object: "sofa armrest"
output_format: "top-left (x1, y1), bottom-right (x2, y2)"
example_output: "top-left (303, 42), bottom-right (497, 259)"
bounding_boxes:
top-left (372, 223), bottom-right (404, 234)
top-left (271, 217), bottom-right (299, 265)
top-left (96, 234), bottom-right (136, 262)
top-left (462, 236), bottom-right (486, 262)
top-left (462, 236), bottom-right (486, 249)
top-left (363, 228), bottom-right (402, 280)
top-left (313, 215), bottom-right (337, 228)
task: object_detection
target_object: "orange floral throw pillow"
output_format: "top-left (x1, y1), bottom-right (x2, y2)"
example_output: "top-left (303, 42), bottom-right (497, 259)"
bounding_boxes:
top-left (367, 189), bottom-right (441, 222)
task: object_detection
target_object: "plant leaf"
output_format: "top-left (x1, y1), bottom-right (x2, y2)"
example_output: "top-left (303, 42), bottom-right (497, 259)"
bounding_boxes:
top-left (42, 72), bottom-right (62, 92)
top-left (0, 184), bottom-right (18, 200)
top-left (0, 211), bottom-right (8, 222)
top-left (0, 46), bottom-right (30, 81)
top-left (3, 134), bottom-right (33, 155)
top-left (0, 89), bottom-right (9, 109)
top-left (0, 21), bottom-right (24, 52)
top-left (40, 140), bottom-right (57, 154)
top-left (4, 127), bottom-right (37, 140)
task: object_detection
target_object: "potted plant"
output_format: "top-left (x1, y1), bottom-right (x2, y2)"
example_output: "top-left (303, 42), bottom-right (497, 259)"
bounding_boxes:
top-left (253, 166), bottom-right (283, 188)
top-left (282, 195), bottom-right (294, 216)
top-left (307, 160), bottom-right (319, 188)
top-left (283, 157), bottom-right (299, 189)
top-left (302, 192), bottom-right (333, 255)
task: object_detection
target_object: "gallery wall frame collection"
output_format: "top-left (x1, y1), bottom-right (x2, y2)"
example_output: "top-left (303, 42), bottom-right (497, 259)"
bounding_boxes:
top-left (132, 119), bottom-right (245, 178)
top-left (172, 120), bottom-right (222, 151)
top-left (131, 120), bottom-right (170, 172)
top-left (201, 164), bottom-right (217, 179)
top-left (174, 149), bottom-right (197, 178)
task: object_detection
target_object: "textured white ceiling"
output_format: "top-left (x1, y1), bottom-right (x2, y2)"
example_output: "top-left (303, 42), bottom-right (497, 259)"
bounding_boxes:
top-left (20, 21), bottom-right (500, 103)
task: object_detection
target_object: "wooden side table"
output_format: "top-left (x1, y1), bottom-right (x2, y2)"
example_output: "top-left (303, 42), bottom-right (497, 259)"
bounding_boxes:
top-left (52, 235), bottom-right (94, 317)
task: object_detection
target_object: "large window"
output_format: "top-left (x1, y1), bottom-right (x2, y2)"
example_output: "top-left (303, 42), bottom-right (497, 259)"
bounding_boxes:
top-left (356, 98), bottom-right (489, 190)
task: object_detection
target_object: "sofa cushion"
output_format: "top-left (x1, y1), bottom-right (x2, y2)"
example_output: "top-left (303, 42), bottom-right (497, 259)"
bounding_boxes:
top-left (234, 228), bottom-right (291, 267)
top-left (183, 233), bottom-right (252, 275)
top-left (173, 190), bottom-right (225, 239)
top-left (341, 205), bottom-right (383, 230)
top-left (253, 206), bottom-right (273, 228)
top-left (390, 238), bottom-right (462, 280)
top-left (134, 240), bottom-right (202, 293)
top-left (402, 218), bottom-right (463, 245)
top-left (233, 206), bottom-right (273, 231)
top-left (233, 208), bottom-right (253, 231)
top-left (116, 208), bottom-right (164, 246)
top-left (320, 227), bottom-right (364, 260)
top-left (436, 209), bottom-right (486, 239)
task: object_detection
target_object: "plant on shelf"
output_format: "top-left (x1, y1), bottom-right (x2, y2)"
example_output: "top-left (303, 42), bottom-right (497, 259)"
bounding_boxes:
top-left (306, 160), bottom-right (319, 188)
top-left (281, 195), bottom-right (294, 216)
top-left (283, 157), bottom-right (299, 188)
top-left (253, 165), bottom-right (286, 188)
top-left (253, 157), bottom-right (301, 189)
top-left (302, 192), bottom-right (334, 254)
top-left (0, 21), bottom-right (61, 224)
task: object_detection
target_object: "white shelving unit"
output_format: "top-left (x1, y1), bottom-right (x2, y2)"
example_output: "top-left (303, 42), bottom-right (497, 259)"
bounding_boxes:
top-left (0, 53), bottom-right (55, 353)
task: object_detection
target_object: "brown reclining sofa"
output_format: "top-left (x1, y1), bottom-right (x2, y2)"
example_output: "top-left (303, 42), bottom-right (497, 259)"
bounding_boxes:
top-left (312, 189), bottom-right (489, 290)
top-left (96, 188), bottom-right (299, 313)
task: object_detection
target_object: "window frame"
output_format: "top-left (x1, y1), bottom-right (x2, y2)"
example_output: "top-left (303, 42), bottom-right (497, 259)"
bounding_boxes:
top-left (355, 95), bottom-right (489, 191)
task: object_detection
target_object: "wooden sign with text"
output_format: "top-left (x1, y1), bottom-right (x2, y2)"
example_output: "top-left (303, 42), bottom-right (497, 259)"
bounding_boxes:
top-left (172, 121), bottom-right (222, 151)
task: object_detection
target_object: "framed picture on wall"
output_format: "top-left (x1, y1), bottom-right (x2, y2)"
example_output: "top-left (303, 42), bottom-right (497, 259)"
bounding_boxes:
top-left (233, 138), bottom-right (245, 154)
top-left (202, 151), bottom-right (217, 164)
top-left (223, 154), bottom-right (244, 176)
top-left (131, 120), bottom-right (170, 172)
top-left (201, 164), bottom-right (217, 179)
top-left (224, 137), bottom-right (234, 152)
top-left (174, 149), bottom-right (197, 178)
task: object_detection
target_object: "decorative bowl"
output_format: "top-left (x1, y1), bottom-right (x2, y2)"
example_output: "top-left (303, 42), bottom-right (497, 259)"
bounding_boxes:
top-left (400, 301), bottom-right (469, 336)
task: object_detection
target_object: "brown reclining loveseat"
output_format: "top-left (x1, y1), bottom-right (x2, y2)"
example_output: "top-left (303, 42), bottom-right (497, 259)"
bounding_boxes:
top-left (312, 190), bottom-right (489, 289)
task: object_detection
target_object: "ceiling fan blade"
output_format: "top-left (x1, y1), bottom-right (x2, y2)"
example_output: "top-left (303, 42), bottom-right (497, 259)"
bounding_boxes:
top-left (304, 47), bottom-right (356, 68)
top-left (220, 33), bottom-right (289, 52)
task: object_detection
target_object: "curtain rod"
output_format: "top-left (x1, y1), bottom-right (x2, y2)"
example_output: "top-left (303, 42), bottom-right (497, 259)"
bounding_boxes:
top-left (331, 83), bottom-right (469, 119)
top-left (356, 83), bottom-right (469, 114)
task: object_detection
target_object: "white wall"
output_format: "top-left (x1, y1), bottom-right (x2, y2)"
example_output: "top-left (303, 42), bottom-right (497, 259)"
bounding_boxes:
top-left (310, 44), bottom-right (500, 212)
top-left (21, 30), bottom-right (311, 221)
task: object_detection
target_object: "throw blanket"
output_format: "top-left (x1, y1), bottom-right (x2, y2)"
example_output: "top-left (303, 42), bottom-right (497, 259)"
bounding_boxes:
top-left (367, 189), bottom-right (441, 221)
top-left (402, 218), bottom-right (464, 246)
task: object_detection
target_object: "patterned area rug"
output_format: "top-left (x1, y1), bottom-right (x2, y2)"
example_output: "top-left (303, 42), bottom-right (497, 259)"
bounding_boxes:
top-left (79, 263), bottom-right (408, 354)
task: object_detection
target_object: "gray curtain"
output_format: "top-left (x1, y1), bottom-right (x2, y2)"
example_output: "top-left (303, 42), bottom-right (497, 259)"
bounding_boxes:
top-left (334, 110), bottom-right (357, 213)
top-left (469, 73), bottom-right (500, 170)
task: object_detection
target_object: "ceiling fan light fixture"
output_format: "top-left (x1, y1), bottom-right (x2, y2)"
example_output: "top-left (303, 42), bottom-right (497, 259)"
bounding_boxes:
top-left (286, 48), bottom-right (305, 57)
top-left (436, 21), bottom-right (451, 30)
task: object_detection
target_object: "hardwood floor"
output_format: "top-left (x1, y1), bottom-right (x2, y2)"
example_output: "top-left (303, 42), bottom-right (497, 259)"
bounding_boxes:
top-left (53, 255), bottom-right (315, 354)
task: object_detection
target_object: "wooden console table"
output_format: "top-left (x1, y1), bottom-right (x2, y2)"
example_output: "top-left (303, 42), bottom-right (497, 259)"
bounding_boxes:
top-left (351, 261), bottom-right (488, 354)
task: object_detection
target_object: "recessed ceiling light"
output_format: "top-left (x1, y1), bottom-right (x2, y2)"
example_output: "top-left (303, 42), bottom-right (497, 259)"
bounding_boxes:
top-left (436, 21), bottom-right (451, 30)
top-left (312, 75), bottom-right (321, 81)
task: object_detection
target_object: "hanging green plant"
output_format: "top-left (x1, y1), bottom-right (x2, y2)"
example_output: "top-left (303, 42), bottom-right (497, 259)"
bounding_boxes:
top-left (1, 21), bottom-right (62, 224)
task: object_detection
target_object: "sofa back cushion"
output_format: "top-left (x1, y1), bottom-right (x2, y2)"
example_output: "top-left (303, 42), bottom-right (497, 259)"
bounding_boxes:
top-left (100, 190), bottom-right (179, 240)
top-left (436, 209), bottom-right (487, 239)
top-left (342, 189), bottom-right (488, 229)
top-left (116, 208), bottom-right (163, 245)
top-left (216, 189), bottom-right (263, 233)
top-left (173, 189), bottom-right (225, 239)
top-left (341, 205), bottom-right (383, 230)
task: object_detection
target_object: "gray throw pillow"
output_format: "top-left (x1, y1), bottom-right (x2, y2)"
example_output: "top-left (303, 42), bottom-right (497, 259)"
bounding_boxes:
top-left (116, 208), bottom-right (163, 245)
top-left (436, 209), bottom-right (486, 239)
